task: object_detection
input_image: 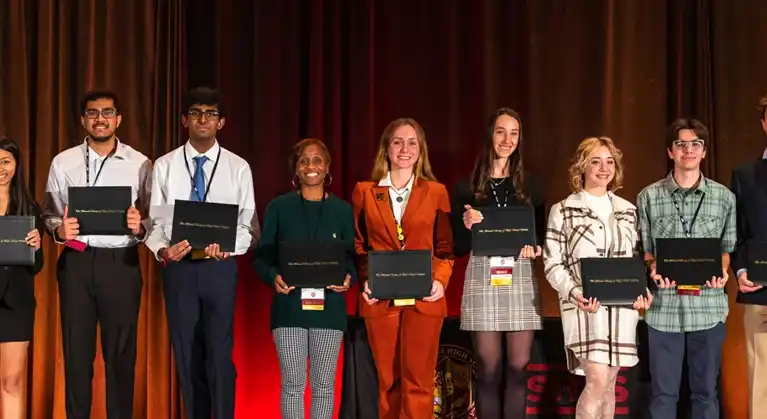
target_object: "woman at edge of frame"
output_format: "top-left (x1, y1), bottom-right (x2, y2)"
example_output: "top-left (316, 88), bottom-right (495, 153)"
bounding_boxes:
top-left (0, 137), bottom-right (44, 419)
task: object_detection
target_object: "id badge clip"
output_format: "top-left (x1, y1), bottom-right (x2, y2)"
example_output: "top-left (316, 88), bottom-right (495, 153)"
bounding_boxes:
top-left (301, 288), bottom-right (325, 311)
top-left (490, 256), bottom-right (514, 286)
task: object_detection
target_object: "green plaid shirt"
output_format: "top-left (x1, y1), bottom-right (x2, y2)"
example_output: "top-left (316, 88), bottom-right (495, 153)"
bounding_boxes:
top-left (637, 172), bottom-right (736, 333)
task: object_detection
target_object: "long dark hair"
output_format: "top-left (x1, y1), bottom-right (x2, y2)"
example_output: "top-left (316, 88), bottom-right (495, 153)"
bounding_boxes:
top-left (469, 107), bottom-right (529, 203)
top-left (0, 137), bottom-right (38, 216)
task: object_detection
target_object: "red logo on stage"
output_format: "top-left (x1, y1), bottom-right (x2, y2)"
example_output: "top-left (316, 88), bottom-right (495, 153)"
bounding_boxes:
top-left (525, 364), bottom-right (630, 417)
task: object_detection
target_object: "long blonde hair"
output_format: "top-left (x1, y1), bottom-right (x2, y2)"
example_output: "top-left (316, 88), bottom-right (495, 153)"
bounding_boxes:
top-left (370, 118), bottom-right (437, 182)
top-left (568, 136), bottom-right (624, 193)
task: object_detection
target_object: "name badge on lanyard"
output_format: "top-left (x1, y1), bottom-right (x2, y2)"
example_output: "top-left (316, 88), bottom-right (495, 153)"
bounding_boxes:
top-left (301, 288), bottom-right (325, 311)
top-left (490, 256), bottom-right (515, 286)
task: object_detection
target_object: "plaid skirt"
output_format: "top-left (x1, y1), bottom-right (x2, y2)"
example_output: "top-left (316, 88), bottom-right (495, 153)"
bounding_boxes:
top-left (460, 255), bottom-right (543, 332)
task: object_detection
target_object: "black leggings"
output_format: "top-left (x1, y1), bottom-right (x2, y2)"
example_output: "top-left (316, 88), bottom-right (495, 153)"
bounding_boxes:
top-left (471, 330), bottom-right (535, 419)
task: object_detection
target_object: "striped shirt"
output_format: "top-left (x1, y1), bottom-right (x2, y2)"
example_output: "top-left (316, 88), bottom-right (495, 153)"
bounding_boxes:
top-left (637, 172), bottom-right (736, 333)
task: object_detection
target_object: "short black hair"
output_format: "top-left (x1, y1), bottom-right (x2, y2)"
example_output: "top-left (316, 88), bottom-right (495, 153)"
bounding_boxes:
top-left (80, 90), bottom-right (121, 115)
top-left (666, 118), bottom-right (710, 150)
top-left (182, 87), bottom-right (226, 118)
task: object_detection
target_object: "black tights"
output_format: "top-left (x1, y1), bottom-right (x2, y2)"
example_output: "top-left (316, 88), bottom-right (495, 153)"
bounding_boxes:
top-left (471, 330), bottom-right (535, 419)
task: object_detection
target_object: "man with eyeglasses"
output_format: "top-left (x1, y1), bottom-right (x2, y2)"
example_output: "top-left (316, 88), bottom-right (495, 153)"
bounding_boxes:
top-left (637, 118), bottom-right (735, 419)
top-left (146, 86), bottom-right (259, 418)
top-left (729, 94), bottom-right (767, 419)
top-left (41, 90), bottom-right (153, 419)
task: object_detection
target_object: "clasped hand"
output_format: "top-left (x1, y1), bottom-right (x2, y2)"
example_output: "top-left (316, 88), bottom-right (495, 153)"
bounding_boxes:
top-left (649, 268), bottom-right (727, 289)
top-left (574, 292), bottom-right (653, 312)
top-left (361, 279), bottom-right (445, 305)
top-left (274, 274), bottom-right (351, 295)
top-left (58, 205), bottom-right (143, 240)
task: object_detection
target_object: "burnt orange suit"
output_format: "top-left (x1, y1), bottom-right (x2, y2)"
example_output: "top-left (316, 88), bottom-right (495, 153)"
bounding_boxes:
top-left (352, 178), bottom-right (454, 419)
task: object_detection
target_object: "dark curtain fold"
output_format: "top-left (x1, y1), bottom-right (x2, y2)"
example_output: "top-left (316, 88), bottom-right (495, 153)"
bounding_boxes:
top-left (1, 0), bottom-right (767, 417)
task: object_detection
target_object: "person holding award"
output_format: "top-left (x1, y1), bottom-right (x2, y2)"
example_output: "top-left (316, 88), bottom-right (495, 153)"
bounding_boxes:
top-left (638, 119), bottom-right (733, 419)
top-left (543, 137), bottom-right (651, 419)
top-left (352, 118), bottom-right (454, 419)
top-left (41, 90), bottom-right (152, 419)
top-left (253, 138), bottom-right (356, 419)
top-left (146, 87), bottom-right (259, 419)
top-left (451, 107), bottom-right (545, 419)
top-left (0, 137), bottom-right (43, 419)
top-left (730, 94), bottom-right (767, 419)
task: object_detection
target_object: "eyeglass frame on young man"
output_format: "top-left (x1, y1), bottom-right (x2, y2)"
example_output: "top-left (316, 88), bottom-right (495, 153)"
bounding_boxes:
top-left (83, 108), bottom-right (118, 119)
top-left (672, 138), bottom-right (705, 150)
top-left (186, 109), bottom-right (221, 120)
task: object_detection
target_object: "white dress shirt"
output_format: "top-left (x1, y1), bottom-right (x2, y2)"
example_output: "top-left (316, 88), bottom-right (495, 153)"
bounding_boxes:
top-left (145, 140), bottom-right (260, 260)
top-left (377, 172), bottom-right (414, 223)
top-left (42, 138), bottom-right (153, 248)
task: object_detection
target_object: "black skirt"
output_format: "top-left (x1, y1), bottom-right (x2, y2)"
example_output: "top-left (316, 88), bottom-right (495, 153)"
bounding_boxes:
top-left (0, 299), bottom-right (34, 342)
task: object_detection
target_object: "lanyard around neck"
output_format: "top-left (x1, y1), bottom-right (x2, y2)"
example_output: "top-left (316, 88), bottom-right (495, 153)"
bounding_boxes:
top-left (183, 145), bottom-right (222, 203)
top-left (671, 191), bottom-right (705, 238)
top-left (85, 141), bottom-right (118, 187)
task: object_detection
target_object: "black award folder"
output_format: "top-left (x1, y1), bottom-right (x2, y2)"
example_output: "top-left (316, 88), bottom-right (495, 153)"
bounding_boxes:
top-left (278, 241), bottom-right (347, 288)
top-left (68, 186), bottom-right (132, 235)
top-left (0, 216), bottom-right (35, 266)
top-left (580, 257), bottom-right (647, 305)
top-left (368, 249), bottom-right (432, 300)
top-left (655, 238), bottom-right (721, 286)
top-left (746, 240), bottom-right (767, 286)
top-left (171, 199), bottom-right (238, 252)
top-left (471, 206), bottom-right (536, 257)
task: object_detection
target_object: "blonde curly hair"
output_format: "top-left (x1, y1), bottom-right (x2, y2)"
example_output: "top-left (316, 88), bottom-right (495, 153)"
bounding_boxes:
top-left (568, 136), bottom-right (624, 193)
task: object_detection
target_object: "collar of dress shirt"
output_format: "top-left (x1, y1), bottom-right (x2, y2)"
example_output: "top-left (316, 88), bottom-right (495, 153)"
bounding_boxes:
top-left (378, 171), bottom-right (414, 191)
top-left (82, 137), bottom-right (127, 161)
top-left (184, 139), bottom-right (221, 162)
top-left (762, 146), bottom-right (767, 159)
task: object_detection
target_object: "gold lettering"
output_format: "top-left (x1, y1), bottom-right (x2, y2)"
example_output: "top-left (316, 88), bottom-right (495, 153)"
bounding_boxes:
top-left (374, 272), bottom-right (428, 277)
top-left (476, 228), bottom-right (530, 234)
top-left (286, 261), bottom-right (341, 267)
top-left (76, 209), bottom-right (123, 214)
top-left (588, 278), bottom-right (641, 284)
top-left (662, 258), bottom-right (716, 263)
top-left (178, 222), bottom-right (232, 230)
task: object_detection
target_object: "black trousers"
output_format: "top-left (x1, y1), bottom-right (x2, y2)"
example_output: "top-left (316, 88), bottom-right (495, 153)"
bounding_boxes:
top-left (162, 258), bottom-right (238, 419)
top-left (56, 246), bottom-right (143, 419)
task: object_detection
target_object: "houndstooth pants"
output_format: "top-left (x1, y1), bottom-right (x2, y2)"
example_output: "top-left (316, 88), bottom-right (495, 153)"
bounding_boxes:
top-left (273, 327), bottom-right (344, 419)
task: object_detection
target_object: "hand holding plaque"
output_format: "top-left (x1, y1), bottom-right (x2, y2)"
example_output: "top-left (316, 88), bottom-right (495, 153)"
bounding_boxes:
top-left (126, 206), bottom-right (142, 236)
top-left (274, 274), bottom-right (295, 295)
top-left (632, 293), bottom-right (653, 310)
top-left (575, 295), bottom-right (601, 313)
top-left (159, 240), bottom-right (191, 262)
top-left (462, 205), bottom-right (483, 230)
top-left (422, 280), bottom-right (445, 302)
top-left (361, 281), bottom-right (378, 305)
top-left (58, 206), bottom-right (80, 241)
top-left (704, 270), bottom-right (728, 289)
top-left (25, 229), bottom-right (41, 250)
top-left (738, 271), bottom-right (763, 293)
top-left (327, 274), bottom-right (351, 293)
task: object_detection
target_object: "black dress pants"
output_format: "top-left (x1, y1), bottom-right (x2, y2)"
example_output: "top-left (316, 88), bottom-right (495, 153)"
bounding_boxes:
top-left (56, 246), bottom-right (143, 419)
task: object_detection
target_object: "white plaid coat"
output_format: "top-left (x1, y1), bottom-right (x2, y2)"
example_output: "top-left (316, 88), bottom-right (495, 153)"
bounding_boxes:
top-left (543, 191), bottom-right (643, 375)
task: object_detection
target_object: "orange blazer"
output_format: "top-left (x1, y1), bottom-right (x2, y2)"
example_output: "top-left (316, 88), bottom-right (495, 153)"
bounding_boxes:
top-left (352, 178), bottom-right (454, 318)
